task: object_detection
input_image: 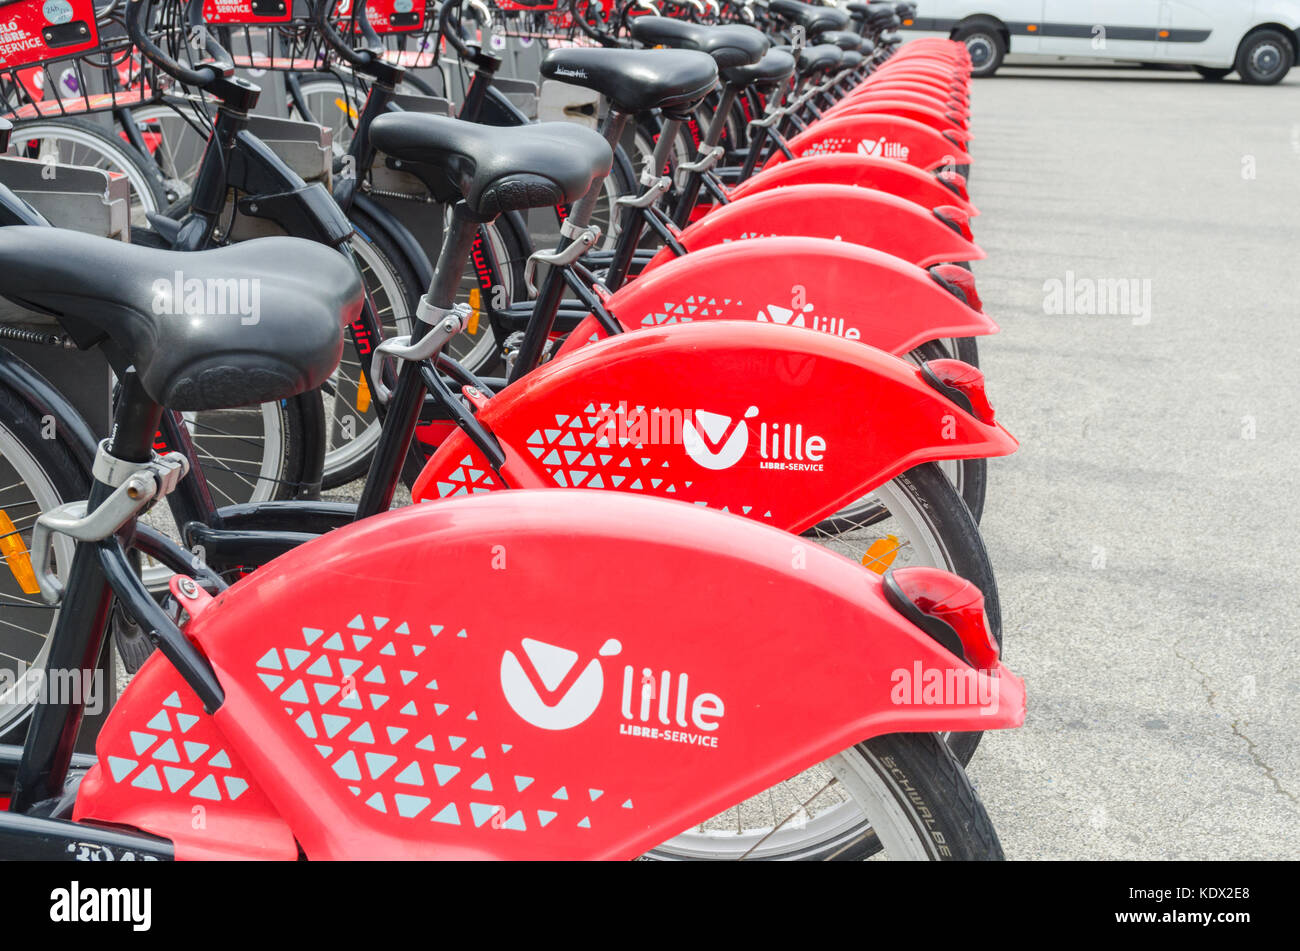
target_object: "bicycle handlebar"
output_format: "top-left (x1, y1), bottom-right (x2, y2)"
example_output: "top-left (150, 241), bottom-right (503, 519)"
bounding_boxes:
top-left (125, 0), bottom-right (232, 90)
top-left (439, 0), bottom-right (493, 60)
top-left (313, 0), bottom-right (381, 69)
top-left (569, 0), bottom-right (626, 48)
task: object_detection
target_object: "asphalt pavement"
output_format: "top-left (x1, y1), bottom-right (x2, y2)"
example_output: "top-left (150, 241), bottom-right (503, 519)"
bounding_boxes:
top-left (964, 64), bottom-right (1300, 859)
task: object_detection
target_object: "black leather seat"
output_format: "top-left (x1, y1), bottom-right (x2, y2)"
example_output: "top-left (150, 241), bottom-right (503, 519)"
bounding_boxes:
top-left (866, 7), bottom-right (897, 30)
top-left (540, 48), bottom-right (718, 114)
top-left (839, 49), bottom-right (864, 70)
top-left (769, 0), bottom-right (850, 36)
top-left (720, 47), bottom-right (796, 89)
top-left (819, 30), bottom-right (865, 51)
top-left (629, 17), bottom-right (767, 69)
top-left (370, 114), bottom-right (613, 216)
top-left (0, 229), bottom-right (358, 412)
top-left (796, 44), bottom-right (844, 75)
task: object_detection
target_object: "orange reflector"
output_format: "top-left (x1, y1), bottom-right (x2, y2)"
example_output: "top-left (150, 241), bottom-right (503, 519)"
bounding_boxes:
top-left (467, 287), bottom-right (481, 337)
top-left (0, 511), bottom-right (40, 595)
top-left (903, 18), bottom-right (913, 26)
top-left (1158, 30), bottom-right (1169, 38)
top-left (1027, 24), bottom-right (1037, 32)
top-left (861, 535), bottom-right (901, 574)
top-left (356, 374), bottom-right (371, 415)
top-left (334, 97), bottom-right (358, 121)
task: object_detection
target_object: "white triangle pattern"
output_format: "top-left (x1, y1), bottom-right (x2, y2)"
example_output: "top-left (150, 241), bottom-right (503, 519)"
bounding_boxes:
top-left (252, 611), bottom-right (634, 836)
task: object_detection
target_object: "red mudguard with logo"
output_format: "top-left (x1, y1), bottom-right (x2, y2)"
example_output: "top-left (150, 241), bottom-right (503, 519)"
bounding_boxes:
top-left (413, 321), bottom-right (1015, 532)
top-left (638, 186), bottom-right (982, 273)
top-left (846, 81), bottom-right (969, 114)
top-left (837, 84), bottom-right (970, 116)
top-left (553, 237), bottom-right (996, 362)
top-left (765, 115), bottom-right (972, 173)
top-left (73, 491), bottom-right (1024, 859)
top-left (726, 154), bottom-right (978, 216)
top-left (818, 99), bottom-right (971, 144)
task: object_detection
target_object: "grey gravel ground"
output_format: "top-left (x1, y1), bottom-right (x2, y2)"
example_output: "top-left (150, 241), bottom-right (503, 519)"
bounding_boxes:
top-left (962, 65), bottom-right (1300, 859)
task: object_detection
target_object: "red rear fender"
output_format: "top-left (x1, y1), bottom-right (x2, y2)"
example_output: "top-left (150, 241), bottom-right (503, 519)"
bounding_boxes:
top-left (641, 185), bottom-right (983, 271)
top-left (727, 154), bottom-right (978, 216)
top-left (832, 87), bottom-right (971, 121)
top-left (820, 99), bottom-right (971, 143)
top-left (415, 320), bottom-right (1016, 533)
top-left (162, 492), bottom-right (1023, 858)
top-left (768, 115), bottom-right (973, 173)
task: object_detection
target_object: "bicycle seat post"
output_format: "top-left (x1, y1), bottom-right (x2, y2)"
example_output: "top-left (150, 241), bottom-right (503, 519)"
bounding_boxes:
top-left (605, 111), bottom-right (687, 291)
top-left (354, 198), bottom-right (483, 514)
top-left (8, 370), bottom-right (163, 814)
top-left (506, 107), bottom-right (632, 383)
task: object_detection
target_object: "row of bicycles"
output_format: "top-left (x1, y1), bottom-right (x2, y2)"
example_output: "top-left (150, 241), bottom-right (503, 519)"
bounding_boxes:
top-left (0, 0), bottom-right (1026, 860)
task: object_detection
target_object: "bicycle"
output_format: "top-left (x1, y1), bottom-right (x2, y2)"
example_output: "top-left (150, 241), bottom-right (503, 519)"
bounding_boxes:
top-left (3, 5), bottom-right (1011, 857)
top-left (0, 222), bottom-right (1025, 860)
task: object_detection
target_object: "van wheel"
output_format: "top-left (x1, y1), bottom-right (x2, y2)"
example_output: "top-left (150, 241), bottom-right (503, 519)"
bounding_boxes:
top-left (1194, 66), bottom-right (1233, 81)
top-left (1235, 29), bottom-right (1294, 85)
top-left (955, 24), bottom-right (1005, 78)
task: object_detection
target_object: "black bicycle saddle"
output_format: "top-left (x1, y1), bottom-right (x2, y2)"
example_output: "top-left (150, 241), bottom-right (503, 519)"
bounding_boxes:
top-left (0, 228), bottom-right (359, 412)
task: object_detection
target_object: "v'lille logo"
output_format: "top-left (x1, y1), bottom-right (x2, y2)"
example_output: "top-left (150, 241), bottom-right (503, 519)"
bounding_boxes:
top-left (682, 407), bottom-right (759, 470)
top-left (500, 637), bottom-right (622, 730)
top-left (857, 137), bottom-right (910, 161)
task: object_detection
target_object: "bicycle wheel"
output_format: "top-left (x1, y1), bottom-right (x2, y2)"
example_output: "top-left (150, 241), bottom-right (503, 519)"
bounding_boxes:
top-left (135, 394), bottom-right (322, 588)
top-left (321, 209), bottom-right (418, 488)
top-left (288, 76), bottom-right (366, 158)
top-left (323, 204), bottom-right (526, 486)
top-left (649, 463), bottom-right (1000, 859)
top-left (652, 733), bottom-right (1003, 860)
top-left (0, 378), bottom-right (86, 738)
top-left (128, 99), bottom-right (212, 206)
top-left (7, 117), bottom-right (167, 228)
top-left (588, 146), bottom-right (638, 252)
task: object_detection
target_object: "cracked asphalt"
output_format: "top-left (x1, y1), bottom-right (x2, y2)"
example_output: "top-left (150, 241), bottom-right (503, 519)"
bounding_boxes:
top-left (963, 65), bottom-right (1300, 859)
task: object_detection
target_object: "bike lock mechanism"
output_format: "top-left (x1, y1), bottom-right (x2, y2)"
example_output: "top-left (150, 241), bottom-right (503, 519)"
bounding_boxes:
top-left (616, 168), bottom-right (674, 210)
top-left (524, 218), bottom-right (602, 298)
top-left (31, 441), bottom-right (190, 605)
top-left (677, 144), bottom-right (726, 175)
top-left (369, 299), bottom-right (472, 404)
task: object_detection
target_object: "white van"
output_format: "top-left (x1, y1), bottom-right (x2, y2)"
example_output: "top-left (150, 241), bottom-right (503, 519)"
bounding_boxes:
top-left (899, 1), bottom-right (1300, 83)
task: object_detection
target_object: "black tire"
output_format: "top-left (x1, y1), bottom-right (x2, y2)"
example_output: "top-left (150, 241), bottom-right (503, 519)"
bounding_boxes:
top-left (650, 731), bottom-right (1004, 860)
top-left (1235, 29), bottom-right (1295, 85)
top-left (1195, 65), bottom-right (1234, 81)
top-left (0, 378), bottom-right (88, 739)
top-left (955, 22), bottom-right (1006, 78)
top-left (845, 732), bottom-right (1004, 860)
top-left (9, 116), bottom-right (168, 225)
